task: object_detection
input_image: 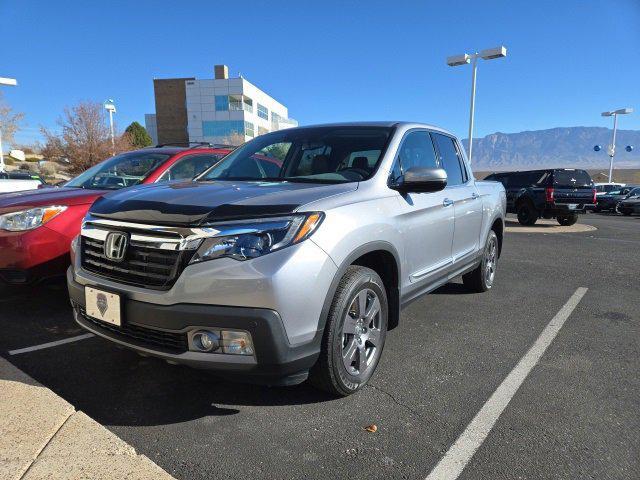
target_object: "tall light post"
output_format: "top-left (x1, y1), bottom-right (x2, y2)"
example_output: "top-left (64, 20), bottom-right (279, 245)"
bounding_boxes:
top-left (601, 108), bottom-right (633, 183)
top-left (103, 99), bottom-right (116, 156)
top-left (447, 46), bottom-right (507, 162)
top-left (0, 77), bottom-right (18, 173)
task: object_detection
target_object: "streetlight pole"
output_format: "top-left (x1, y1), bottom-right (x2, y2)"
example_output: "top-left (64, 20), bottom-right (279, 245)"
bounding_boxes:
top-left (467, 55), bottom-right (478, 161)
top-left (447, 46), bottom-right (507, 163)
top-left (0, 77), bottom-right (19, 173)
top-left (601, 108), bottom-right (633, 183)
top-left (104, 99), bottom-right (116, 156)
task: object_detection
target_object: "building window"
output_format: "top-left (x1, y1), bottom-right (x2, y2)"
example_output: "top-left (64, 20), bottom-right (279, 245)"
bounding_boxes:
top-left (257, 104), bottom-right (269, 120)
top-left (258, 126), bottom-right (269, 136)
top-left (229, 95), bottom-right (243, 111)
top-left (215, 95), bottom-right (228, 111)
top-left (242, 96), bottom-right (253, 113)
top-left (202, 120), bottom-right (244, 138)
top-left (245, 121), bottom-right (255, 137)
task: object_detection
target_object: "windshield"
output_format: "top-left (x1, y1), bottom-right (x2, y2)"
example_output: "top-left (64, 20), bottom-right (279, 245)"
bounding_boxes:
top-left (628, 188), bottom-right (640, 197)
top-left (199, 126), bottom-right (393, 184)
top-left (554, 169), bottom-right (592, 187)
top-left (65, 151), bottom-right (171, 190)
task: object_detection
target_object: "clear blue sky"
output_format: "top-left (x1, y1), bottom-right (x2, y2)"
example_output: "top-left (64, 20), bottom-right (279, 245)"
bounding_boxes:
top-left (2, 0), bottom-right (639, 146)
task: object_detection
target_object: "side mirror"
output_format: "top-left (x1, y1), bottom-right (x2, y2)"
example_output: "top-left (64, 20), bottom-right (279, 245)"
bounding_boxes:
top-left (391, 167), bottom-right (447, 193)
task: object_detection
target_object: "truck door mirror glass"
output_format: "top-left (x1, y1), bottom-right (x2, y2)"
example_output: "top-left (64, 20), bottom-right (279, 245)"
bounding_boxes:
top-left (392, 167), bottom-right (447, 193)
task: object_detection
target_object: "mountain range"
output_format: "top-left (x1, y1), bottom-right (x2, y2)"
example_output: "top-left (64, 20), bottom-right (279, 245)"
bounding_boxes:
top-left (461, 127), bottom-right (640, 171)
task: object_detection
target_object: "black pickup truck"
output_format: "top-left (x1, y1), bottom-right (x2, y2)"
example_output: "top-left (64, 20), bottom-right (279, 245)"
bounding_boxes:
top-left (484, 169), bottom-right (596, 226)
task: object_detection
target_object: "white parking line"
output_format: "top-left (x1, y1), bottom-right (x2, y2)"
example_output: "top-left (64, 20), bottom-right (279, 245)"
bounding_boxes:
top-left (425, 287), bottom-right (588, 480)
top-left (8, 333), bottom-right (95, 356)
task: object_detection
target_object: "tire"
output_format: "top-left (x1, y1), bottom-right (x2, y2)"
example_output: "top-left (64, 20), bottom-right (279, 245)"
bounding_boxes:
top-left (557, 214), bottom-right (578, 226)
top-left (309, 266), bottom-right (388, 396)
top-left (463, 230), bottom-right (499, 293)
top-left (516, 201), bottom-right (538, 225)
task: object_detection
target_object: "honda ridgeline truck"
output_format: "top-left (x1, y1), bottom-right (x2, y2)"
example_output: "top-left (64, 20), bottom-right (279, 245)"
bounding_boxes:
top-left (67, 123), bottom-right (506, 396)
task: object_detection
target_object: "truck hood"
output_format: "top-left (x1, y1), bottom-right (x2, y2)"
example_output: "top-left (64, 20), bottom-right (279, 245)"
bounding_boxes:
top-left (0, 186), bottom-right (104, 213)
top-left (90, 180), bottom-right (358, 226)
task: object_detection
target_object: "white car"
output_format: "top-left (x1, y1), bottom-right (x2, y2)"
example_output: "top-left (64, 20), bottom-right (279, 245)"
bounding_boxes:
top-left (0, 171), bottom-right (44, 193)
top-left (594, 182), bottom-right (625, 196)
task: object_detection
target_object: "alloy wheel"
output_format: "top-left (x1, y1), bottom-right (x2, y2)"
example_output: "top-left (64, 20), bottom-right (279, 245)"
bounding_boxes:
top-left (341, 289), bottom-right (382, 376)
top-left (484, 236), bottom-right (497, 287)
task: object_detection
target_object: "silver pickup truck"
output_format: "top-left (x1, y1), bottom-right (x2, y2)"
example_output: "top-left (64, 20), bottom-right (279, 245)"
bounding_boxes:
top-left (67, 122), bottom-right (506, 396)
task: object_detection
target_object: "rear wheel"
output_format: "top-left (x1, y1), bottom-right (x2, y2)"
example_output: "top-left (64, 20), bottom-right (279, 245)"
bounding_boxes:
top-left (309, 266), bottom-right (388, 396)
top-left (557, 214), bottom-right (578, 226)
top-left (516, 202), bottom-right (538, 225)
top-left (463, 230), bottom-right (499, 293)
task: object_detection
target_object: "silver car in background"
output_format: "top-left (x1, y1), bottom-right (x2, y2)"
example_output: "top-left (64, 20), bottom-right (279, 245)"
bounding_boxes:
top-left (67, 122), bottom-right (506, 396)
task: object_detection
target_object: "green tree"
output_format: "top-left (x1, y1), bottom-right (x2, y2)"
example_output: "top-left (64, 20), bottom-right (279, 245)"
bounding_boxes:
top-left (124, 121), bottom-right (153, 148)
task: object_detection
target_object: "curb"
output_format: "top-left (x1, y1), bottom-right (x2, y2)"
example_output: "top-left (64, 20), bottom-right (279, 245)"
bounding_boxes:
top-left (0, 357), bottom-right (175, 480)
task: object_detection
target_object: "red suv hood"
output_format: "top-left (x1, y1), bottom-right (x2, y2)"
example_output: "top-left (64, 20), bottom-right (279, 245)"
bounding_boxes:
top-left (0, 187), bottom-right (105, 213)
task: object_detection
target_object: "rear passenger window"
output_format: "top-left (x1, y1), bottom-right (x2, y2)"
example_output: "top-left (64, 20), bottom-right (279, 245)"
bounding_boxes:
top-left (394, 131), bottom-right (439, 176)
top-left (432, 133), bottom-right (465, 186)
top-left (158, 154), bottom-right (222, 182)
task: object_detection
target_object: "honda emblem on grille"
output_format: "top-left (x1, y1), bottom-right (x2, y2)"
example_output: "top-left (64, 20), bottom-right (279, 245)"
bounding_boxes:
top-left (104, 232), bottom-right (128, 262)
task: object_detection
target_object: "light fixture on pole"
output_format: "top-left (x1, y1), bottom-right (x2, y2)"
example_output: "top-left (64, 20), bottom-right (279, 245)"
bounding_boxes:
top-left (0, 77), bottom-right (19, 173)
top-left (103, 99), bottom-right (116, 156)
top-left (447, 46), bottom-right (507, 162)
top-left (600, 108), bottom-right (633, 183)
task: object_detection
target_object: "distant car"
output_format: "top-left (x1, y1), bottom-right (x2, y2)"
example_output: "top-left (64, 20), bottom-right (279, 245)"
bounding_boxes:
top-left (595, 186), bottom-right (640, 212)
top-left (0, 145), bottom-right (232, 285)
top-left (0, 171), bottom-right (46, 193)
top-left (594, 182), bottom-right (625, 196)
top-left (484, 168), bottom-right (596, 226)
top-left (617, 189), bottom-right (640, 216)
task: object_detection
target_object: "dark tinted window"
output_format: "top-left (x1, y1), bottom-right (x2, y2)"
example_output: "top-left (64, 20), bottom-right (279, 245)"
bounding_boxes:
top-left (432, 133), bottom-right (464, 186)
top-left (506, 171), bottom-right (548, 188)
top-left (396, 131), bottom-right (439, 175)
top-left (553, 169), bottom-right (592, 187)
top-left (160, 154), bottom-right (222, 181)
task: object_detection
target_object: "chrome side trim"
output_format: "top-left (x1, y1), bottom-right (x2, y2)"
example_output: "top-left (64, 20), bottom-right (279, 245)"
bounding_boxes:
top-left (410, 257), bottom-right (453, 282)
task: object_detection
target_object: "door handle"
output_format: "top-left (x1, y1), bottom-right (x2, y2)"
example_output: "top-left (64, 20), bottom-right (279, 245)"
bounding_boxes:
top-left (443, 198), bottom-right (454, 207)
top-left (471, 192), bottom-right (480, 199)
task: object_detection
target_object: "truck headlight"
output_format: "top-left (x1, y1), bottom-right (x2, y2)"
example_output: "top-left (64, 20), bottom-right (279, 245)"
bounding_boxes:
top-left (0, 206), bottom-right (67, 231)
top-left (190, 212), bottom-right (323, 263)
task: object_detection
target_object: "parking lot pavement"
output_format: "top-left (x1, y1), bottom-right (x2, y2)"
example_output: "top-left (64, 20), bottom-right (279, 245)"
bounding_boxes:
top-left (1, 213), bottom-right (638, 480)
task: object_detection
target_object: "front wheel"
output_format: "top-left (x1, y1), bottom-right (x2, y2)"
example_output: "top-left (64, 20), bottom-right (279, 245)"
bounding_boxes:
top-left (309, 266), bottom-right (388, 396)
top-left (463, 230), bottom-right (499, 293)
top-left (557, 214), bottom-right (578, 226)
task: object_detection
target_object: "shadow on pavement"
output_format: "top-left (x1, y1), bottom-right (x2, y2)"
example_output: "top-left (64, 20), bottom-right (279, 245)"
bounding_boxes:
top-left (0, 283), bottom-right (338, 428)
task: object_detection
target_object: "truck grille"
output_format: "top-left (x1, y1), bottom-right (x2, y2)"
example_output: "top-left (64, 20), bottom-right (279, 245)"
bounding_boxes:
top-left (78, 307), bottom-right (188, 353)
top-left (80, 236), bottom-right (195, 290)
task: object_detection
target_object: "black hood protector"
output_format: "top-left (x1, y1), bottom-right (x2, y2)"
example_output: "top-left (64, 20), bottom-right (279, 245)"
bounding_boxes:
top-left (89, 180), bottom-right (357, 226)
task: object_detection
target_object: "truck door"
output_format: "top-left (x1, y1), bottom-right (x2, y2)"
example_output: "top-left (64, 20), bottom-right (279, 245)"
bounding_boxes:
top-left (431, 133), bottom-right (484, 264)
top-left (391, 130), bottom-right (454, 286)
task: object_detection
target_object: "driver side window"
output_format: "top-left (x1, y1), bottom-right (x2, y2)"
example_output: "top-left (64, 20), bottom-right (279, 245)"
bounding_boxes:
top-left (391, 131), bottom-right (439, 180)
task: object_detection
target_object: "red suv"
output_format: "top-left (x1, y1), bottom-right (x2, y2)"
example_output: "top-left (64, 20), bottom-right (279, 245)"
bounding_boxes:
top-left (0, 145), bottom-right (232, 285)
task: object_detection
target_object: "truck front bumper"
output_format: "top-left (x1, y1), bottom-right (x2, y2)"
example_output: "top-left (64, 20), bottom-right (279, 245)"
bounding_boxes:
top-left (67, 268), bottom-right (321, 385)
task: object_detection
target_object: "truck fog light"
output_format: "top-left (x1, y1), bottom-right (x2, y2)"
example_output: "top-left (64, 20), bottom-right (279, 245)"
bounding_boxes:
top-left (221, 331), bottom-right (254, 355)
top-left (191, 330), bottom-right (220, 352)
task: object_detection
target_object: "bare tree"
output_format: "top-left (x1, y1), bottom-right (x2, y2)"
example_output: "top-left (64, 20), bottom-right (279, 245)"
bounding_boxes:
top-left (0, 91), bottom-right (25, 145)
top-left (41, 101), bottom-right (133, 174)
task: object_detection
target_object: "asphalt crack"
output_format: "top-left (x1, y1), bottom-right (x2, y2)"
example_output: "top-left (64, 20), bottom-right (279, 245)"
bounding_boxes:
top-left (365, 383), bottom-right (424, 418)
